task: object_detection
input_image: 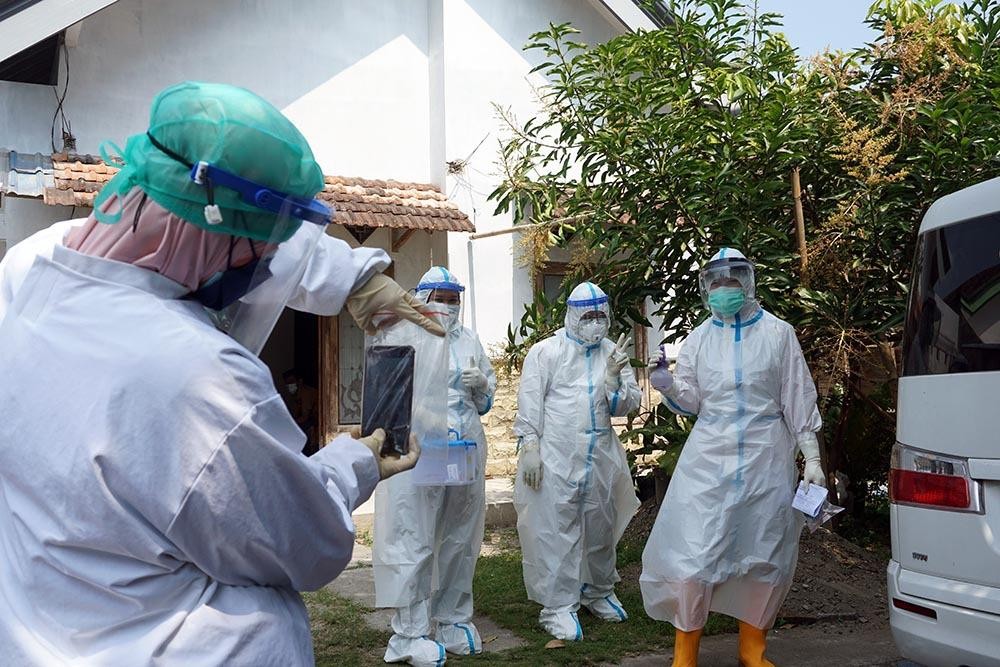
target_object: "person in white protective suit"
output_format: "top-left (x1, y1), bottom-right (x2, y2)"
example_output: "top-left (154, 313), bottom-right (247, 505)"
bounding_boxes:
top-left (375, 266), bottom-right (498, 666)
top-left (513, 282), bottom-right (642, 641)
top-left (639, 248), bottom-right (825, 667)
top-left (0, 81), bottom-right (444, 666)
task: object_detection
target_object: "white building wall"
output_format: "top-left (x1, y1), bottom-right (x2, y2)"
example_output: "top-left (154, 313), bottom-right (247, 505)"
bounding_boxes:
top-left (1, 0), bottom-right (432, 243)
top-left (435, 0), bottom-right (623, 348)
top-left (1, 198), bottom-right (75, 247)
top-left (1, 0), bottom-right (629, 349)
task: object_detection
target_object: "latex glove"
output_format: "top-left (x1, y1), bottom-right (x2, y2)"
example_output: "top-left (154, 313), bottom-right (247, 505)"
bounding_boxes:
top-left (346, 273), bottom-right (446, 337)
top-left (605, 334), bottom-right (631, 387)
top-left (798, 433), bottom-right (827, 489)
top-left (519, 439), bottom-right (542, 490)
top-left (461, 367), bottom-right (488, 392)
top-left (648, 347), bottom-right (674, 393)
top-left (461, 359), bottom-right (489, 393)
top-left (351, 427), bottom-right (421, 480)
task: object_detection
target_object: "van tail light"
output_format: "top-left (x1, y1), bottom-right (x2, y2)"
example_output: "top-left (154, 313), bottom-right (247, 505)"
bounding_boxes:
top-left (890, 443), bottom-right (983, 513)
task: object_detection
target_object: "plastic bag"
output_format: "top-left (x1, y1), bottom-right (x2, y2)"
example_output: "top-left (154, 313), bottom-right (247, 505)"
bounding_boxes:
top-left (792, 481), bottom-right (845, 532)
top-left (364, 305), bottom-right (453, 485)
top-left (804, 500), bottom-right (846, 533)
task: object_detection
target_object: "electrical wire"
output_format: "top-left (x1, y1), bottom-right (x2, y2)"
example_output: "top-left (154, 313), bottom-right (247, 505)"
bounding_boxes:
top-left (51, 37), bottom-right (75, 154)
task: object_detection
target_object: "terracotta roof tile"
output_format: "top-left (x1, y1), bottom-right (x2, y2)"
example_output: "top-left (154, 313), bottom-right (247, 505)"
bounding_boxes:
top-left (318, 175), bottom-right (474, 232)
top-left (30, 154), bottom-right (475, 233)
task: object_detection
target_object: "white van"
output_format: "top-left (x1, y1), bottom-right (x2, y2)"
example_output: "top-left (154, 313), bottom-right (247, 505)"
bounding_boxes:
top-left (889, 177), bottom-right (1000, 666)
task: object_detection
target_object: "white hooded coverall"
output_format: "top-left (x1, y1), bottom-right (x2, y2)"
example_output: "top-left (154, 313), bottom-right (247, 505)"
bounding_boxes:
top-left (513, 282), bottom-right (641, 629)
top-left (373, 267), bottom-right (497, 663)
top-left (639, 299), bottom-right (822, 631)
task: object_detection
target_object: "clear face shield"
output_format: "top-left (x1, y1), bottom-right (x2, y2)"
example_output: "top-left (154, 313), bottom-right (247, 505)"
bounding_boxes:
top-left (566, 297), bottom-right (611, 345)
top-left (698, 259), bottom-right (756, 314)
top-left (190, 161), bottom-right (333, 354)
top-left (415, 284), bottom-right (464, 333)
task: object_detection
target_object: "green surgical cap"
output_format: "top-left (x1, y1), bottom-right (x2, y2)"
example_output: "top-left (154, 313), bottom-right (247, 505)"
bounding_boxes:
top-left (94, 81), bottom-right (324, 242)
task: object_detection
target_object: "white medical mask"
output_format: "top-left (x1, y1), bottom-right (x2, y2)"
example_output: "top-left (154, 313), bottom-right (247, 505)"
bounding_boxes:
top-left (286, 383), bottom-right (298, 394)
top-left (578, 319), bottom-right (608, 345)
top-left (445, 304), bottom-right (461, 329)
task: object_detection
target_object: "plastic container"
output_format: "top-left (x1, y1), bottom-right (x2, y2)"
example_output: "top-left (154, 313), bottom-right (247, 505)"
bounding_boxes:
top-left (411, 429), bottom-right (478, 486)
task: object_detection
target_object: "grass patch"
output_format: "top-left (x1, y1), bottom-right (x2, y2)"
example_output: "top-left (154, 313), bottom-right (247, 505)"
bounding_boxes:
top-left (306, 535), bottom-right (738, 665)
top-left (305, 588), bottom-right (389, 667)
top-left (462, 538), bottom-right (736, 665)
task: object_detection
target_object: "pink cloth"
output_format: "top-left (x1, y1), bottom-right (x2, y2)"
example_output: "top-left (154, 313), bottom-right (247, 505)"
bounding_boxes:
top-left (65, 188), bottom-right (272, 291)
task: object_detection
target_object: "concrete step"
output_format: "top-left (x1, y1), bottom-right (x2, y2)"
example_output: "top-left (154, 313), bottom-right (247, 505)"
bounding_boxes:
top-left (352, 477), bottom-right (516, 535)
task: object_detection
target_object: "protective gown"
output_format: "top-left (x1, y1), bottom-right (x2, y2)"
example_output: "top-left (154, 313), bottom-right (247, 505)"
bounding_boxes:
top-left (513, 284), bottom-right (641, 619)
top-left (639, 304), bottom-right (822, 631)
top-left (373, 267), bottom-right (497, 661)
top-left (0, 226), bottom-right (390, 665)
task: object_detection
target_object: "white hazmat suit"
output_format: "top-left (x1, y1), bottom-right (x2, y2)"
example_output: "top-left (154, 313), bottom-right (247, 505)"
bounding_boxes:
top-left (0, 238), bottom-right (386, 665)
top-left (513, 282), bottom-right (641, 641)
top-left (375, 267), bottom-right (497, 666)
top-left (640, 248), bottom-right (823, 636)
top-left (0, 78), bottom-right (435, 666)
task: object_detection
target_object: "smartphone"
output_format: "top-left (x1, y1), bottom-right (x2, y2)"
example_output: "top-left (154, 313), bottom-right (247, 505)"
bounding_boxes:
top-left (362, 345), bottom-right (415, 456)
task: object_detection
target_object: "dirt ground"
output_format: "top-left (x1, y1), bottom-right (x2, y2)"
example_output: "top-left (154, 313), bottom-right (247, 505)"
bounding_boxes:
top-left (621, 500), bottom-right (890, 630)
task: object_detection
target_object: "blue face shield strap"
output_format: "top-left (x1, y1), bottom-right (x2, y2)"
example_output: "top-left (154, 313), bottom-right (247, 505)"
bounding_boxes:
top-left (190, 161), bottom-right (331, 225)
top-left (145, 132), bottom-right (332, 226)
top-left (417, 281), bottom-right (465, 292)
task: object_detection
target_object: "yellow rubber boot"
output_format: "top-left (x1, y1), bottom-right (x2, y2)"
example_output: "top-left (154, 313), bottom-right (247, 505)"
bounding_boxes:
top-left (670, 627), bottom-right (702, 667)
top-left (738, 621), bottom-right (775, 667)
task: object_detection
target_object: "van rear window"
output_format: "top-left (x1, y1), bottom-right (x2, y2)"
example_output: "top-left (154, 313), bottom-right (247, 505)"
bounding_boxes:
top-left (903, 213), bottom-right (1000, 376)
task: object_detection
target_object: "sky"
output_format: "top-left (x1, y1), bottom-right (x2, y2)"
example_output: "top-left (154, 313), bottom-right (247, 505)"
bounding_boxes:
top-left (755, 0), bottom-right (880, 58)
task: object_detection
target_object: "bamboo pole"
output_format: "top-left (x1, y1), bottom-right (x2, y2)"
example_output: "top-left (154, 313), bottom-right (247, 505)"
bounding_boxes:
top-left (791, 167), bottom-right (807, 276)
top-left (467, 212), bottom-right (592, 241)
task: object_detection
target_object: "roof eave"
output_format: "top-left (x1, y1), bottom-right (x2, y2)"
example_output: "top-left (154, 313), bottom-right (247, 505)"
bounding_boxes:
top-left (0, 0), bottom-right (122, 62)
top-left (590, 0), bottom-right (662, 32)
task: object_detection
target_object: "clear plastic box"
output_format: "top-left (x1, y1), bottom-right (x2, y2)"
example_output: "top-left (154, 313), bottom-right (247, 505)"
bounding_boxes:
top-left (411, 429), bottom-right (478, 486)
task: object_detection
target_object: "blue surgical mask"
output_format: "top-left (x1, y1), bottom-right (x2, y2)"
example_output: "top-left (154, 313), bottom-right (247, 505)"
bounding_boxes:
top-left (708, 286), bottom-right (745, 317)
top-left (190, 256), bottom-right (273, 311)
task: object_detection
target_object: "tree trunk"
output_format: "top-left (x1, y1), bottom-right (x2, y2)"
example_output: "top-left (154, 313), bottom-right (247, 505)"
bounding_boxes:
top-left (654, 467), bottom-right (670, 509)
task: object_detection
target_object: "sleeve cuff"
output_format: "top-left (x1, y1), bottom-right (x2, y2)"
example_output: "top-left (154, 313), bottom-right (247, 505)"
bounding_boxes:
top-left (311, 435), bottom-right (381, 511)
top-left (795, 432), bottom-right (820, 460)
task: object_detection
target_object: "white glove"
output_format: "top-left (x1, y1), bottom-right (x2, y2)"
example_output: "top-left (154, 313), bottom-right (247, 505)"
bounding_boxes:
top-left (798, 433), bottom-right (826, 489)
top-left (605, 334), bottom-right (631, 388)
top-left (350, 427), bottom-right (421, 480)
top-left (461, 357), bottom-right (489, 393)
top-left (519, 439), bottom-right (542, 490)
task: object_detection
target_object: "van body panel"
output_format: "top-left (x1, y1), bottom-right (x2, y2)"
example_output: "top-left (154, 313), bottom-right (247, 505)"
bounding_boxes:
top-left (969, 458), bottom-right (1000, 480)
top-left (889, 561), bottom-right (1000, 667)
top-left (897, 374), bottom-right (1000, 459)
top-left (893, 557), bottom-right (1000, 616)
top-left (891, 497), bottom-right (1000, 587)
top-left (892, 178), bottom-right (1000, 663)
